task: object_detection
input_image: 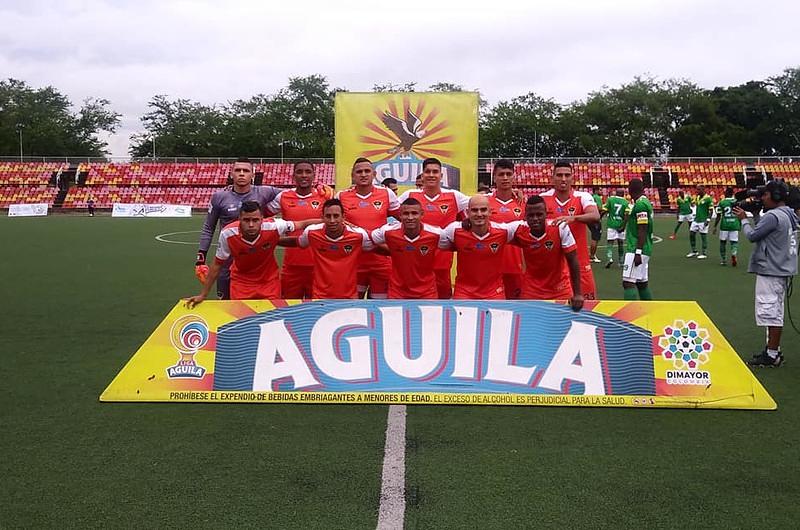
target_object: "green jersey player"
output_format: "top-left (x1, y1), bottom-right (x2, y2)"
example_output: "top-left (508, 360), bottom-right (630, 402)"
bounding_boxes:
top-left (622, 178), bottom-right (654, 300)
top-left (688, 185), bottom-right (713, 259)
top-left (670, 190), bottom-right (693, 239)
top-left (712, 187), bottom-right (741, 267)
top-left (603, 189), bottom-right (629, 268)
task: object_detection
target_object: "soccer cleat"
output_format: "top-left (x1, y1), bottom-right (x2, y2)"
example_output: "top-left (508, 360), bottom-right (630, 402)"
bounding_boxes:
top-left (591, 256), bottom-right (601, 263)
top-left (669, 234), bottom-right (677, 240)
top-left (605, 260), bottom-right (613, 269)
top-left (686, 252), bottom-right (698, 258)
top-left (747, 351), bottom-right (784, 367)
top-left (720, 260), bottom-right (727, 266)
top-left (731, 255), bottom-right (737, 267)
top-left (697, 254), bottom-right (707, 259)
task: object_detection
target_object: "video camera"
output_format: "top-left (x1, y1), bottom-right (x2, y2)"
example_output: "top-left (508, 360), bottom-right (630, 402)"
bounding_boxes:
top-left (734, 179), bottom-right (800, 214)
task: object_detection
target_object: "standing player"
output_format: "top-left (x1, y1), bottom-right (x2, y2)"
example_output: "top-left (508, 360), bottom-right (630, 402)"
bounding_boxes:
top-left (371, 198), bottom-right (447, 299)
top-left (281, 199), bottom-right (374, 299)
top-left (541, 162), bottom-right (601, 299)
top-left (267, 161), bottom-right (328, 298)
top-left (589, 187), bottom-right (603, 263)
top-left (337, 158), bottom-right (400, 299)
top-left (397, 158), bottom-right (470, 299)
top-left (185, 201), bottom-right (314, 306)
top-left (712, 187), bottom-right (741, 267)
top-left (510, 196), bottom-right (583, 311)
top-left (441, 195), bottom-right (515, 300)
top-left (381, 177), bottom-right (399, 194)
top-left (687, 185), bottom-right (713, 259)
top-left (487, 159), bottom-right (525, 298)
top-left (603, 188), bottom-right (629, 268)
top-left (670, 190), bottom-right (693, 239)
top-left (622, 179), bottom-right (654, 300)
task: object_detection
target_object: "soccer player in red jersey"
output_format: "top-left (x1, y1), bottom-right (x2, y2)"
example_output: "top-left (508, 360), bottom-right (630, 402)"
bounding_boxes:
top-left (267, 161), bottom-right (327, 299)
top-left (487, 159), bottom-right (525, 299)
top-left (397, 158), bottom-right (470, 299)
top-left (540, 162), bottom-right (600, 299)
top-left (371, 198), bottom-right (448, 299)
top-left (287, 198), bottom-right (374, 299)
top-left (336, 158), bottom-right (400, 299)
top-left (510, 195), bottom-right (584, 311)
top-left (185, 201), bottom-right (316, 306)
top-left (441, 194), bottom-right (516, 300)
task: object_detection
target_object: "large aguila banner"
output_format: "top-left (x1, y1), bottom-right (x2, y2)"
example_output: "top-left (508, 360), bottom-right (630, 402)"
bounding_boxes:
top-left (101, 300), bottom-right (775, 410)
top-left (334, 92), bottom-right (479, 193)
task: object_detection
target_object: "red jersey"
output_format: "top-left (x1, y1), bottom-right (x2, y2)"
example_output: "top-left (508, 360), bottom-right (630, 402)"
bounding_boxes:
top-left (488, 192), bottom-right (525, 274)
top-left (510, 221), bottom-right (577, 300)
top-left (215, 219), bottom-right (294, 299)
top-left (298, 224), bottom-right (374, 299)
top-left (540, 189), bottom-right (597, 297)
top-left (442, 222), bottom-right (516, 299)
top-left (371, 223), bottom-right (447, 299)
top-left (268, 189), bottom-right (325, 267)
top-left (337, 186), bottom-right (400, 272)
top-left (396, 188), bottom-right (470, 270)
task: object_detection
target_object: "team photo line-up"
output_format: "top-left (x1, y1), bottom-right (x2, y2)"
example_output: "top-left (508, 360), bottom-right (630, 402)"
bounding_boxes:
top-left (187, 156), bottom-right (661, 311)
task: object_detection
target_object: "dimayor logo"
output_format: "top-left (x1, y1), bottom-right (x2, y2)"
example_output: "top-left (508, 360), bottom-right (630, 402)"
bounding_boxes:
top-left (658, 320), bottom-right (713, 386)
top-left (359, 96), bottom-right (460, 188)
top-left (167, 315), bottom-right (209, 379)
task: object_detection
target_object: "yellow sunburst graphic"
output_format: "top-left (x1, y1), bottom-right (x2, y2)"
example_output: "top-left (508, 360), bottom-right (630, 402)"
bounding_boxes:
top-left (358, 96), bottom-right (455, 162)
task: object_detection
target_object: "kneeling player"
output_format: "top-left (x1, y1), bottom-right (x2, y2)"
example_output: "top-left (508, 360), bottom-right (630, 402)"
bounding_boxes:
top-left (441, 194), bottom-right (515, 300)
top-left (186, 201), bottom-right (315, 306)
top-left (510, 196), bottom-right (583, 311)
top-left (622, 179), bottom-right (654, 300)
top-left (371, 198), bottom-right (447, 299)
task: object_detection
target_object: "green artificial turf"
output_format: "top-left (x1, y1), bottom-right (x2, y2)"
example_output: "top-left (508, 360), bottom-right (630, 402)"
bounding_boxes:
top-left (1, 215), bottom-right (798, 529)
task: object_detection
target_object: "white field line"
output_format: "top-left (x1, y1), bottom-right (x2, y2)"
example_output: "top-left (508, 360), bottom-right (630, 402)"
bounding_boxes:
top-left (376, 405), bottom-right (407, 530)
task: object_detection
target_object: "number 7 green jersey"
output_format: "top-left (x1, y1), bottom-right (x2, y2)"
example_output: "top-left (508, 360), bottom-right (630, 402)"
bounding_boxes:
top-left (604, 196), bottom-right (629, 230)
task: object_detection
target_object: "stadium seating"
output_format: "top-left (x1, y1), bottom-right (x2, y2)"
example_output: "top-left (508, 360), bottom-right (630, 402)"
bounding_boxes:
top-left (1, 160), bottom-right (798, 211)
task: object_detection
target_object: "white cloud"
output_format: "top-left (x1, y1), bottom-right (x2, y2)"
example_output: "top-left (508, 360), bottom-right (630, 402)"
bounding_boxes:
top-left (1, 0), bottom-right (798, 157)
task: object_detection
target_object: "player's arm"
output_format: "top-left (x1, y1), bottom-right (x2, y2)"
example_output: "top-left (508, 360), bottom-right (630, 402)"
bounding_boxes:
top-left (264, 192), bottom-right (282, 217)
top-left (633, 207), bottom-right (648, 266)
top-left (370, 226), bottom-right (391, 256)
top-left (185, 259), bottom-right (223, 308)
top-left (564, 249), bottom-right (584, 312)
top-left (195, 196), bottom-right (221, 282)
top-left (387, 189), bottom-right (401, 219)
top-left (439, 222), bottom-right (458, 251)
top-left (712, 203), bottom-right (721, 233)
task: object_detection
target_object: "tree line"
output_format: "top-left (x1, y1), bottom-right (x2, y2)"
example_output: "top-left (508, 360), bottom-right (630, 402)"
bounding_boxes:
top-left (1, 68), bottom-right (798, 159)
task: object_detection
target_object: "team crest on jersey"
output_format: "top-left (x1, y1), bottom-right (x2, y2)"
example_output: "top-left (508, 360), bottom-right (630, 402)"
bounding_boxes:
top-left (545, 241), bottom-right (554, 250)
top-left (310, 200), bottom-right (320, 209)
top-left (261, 243), bottom-right (272, 250)
top-left (568, 206), bottom-right (576, 215)
top-left (372, 200), bottom-right (383, 211)
top-left (439, 204), bottom-right (449, 213)
top-left (513, 207), bottom-right (522, 216)
top-left (343, 244), bottom-right (353, 254)
top-left (489, 242), bottom-right (500, 253)
top-left (419, 245), bottom-right (430, 256)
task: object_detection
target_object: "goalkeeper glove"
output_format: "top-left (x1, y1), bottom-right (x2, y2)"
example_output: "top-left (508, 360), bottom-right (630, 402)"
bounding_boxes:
top-left (195, 250), bottom-right (209, 284)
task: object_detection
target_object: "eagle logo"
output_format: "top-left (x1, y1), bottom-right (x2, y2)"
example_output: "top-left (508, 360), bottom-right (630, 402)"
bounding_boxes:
top-left (372, 200), bottom-right (383, 211)
top-left (513, 207), bottom-right (522, 216)
top-left (419, 245), bottom-right (430, 256)
top-left (439, 204), bottom-right (449, 214)
top-left (380, 110), bottom-right (426, 156)
top-left (489, 242), bottom-right (500, 253)
top-left (343, 244), bottom-right (353, 254)
top-left (568, 206), bottom-right (577, 215)
top-left (545, 241), bottom-right (554, 250)
top-left (310, 200), bottom-right (320, 209)
top-left (357, 96), bottom-right (456, 162)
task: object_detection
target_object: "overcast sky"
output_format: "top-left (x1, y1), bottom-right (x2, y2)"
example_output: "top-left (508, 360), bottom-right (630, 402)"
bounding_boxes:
top-left (2, 0), bottom-right (799, 157)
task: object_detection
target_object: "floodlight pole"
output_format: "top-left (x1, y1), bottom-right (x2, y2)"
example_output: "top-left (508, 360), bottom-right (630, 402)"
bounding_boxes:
top-left (152, 134), bottom-right (156, 160)
top-left (16, 123), bottom-right (24, 161)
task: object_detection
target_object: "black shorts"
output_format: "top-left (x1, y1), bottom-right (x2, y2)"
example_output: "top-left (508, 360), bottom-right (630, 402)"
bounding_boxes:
top-left (589, 222), bottom-right (602, 242)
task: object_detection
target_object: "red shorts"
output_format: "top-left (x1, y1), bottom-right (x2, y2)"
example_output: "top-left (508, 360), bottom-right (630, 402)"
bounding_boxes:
top-left (357, 265), bottom-right (391, 298)
top-left (580, 266), bottom-right (597, 300)
top-left (281, 265), bottom-right (313, 300)
top-left (231, 279), bottom-right (280, 300)
top-left (434, 268), bottom-right (452, 299)
top-left (503, 273), bottom-right (523, 300)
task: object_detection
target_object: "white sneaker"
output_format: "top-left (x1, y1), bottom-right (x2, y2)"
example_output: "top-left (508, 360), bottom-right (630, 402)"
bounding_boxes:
top-left (591, 256), bottom-right (601, 263)
top-left (697, 254), bottom-right (707, 259)
top-left (686, 252), bottom-right (698, 258)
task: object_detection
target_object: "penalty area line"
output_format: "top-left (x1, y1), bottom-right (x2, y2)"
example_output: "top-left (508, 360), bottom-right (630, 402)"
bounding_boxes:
top-left (377, 404), bottom-right (406, 530)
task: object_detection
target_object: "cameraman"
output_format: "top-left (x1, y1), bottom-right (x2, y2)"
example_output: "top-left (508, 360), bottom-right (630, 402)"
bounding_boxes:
top-left (733, 180), bottom-right (799, 367)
